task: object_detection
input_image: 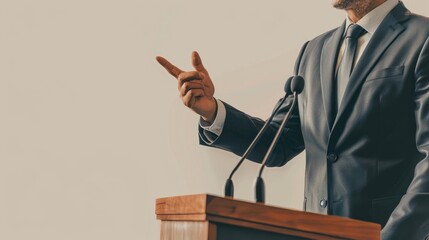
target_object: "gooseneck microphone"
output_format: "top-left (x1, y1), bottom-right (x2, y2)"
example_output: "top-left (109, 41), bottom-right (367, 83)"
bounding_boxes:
top-left (223, 41), bottom-right (308, 201)
top-left (254, 76), bottom-right (305, 203)
top-left (224, 76), bottom-right (294, 198)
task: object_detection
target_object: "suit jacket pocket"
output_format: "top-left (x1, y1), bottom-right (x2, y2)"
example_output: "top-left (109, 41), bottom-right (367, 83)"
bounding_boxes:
top-left (365, 65), bottom-right (404, 83)
top-left (371, 195), bottom-right (403, 227)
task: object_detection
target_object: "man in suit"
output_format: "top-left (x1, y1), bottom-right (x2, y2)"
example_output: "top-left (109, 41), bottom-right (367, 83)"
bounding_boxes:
top-left (157, 0), bottom-right (429, 239)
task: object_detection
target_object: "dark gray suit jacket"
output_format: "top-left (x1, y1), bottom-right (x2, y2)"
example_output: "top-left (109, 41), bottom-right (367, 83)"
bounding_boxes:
top-left (199, 3), bottom-right (429, 239)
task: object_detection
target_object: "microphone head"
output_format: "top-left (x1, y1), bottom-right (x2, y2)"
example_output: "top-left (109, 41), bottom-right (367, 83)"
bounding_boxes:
top-left (291, 75), bottom-right (305, 94)
top-left (284, 76), bottom-right (294, 95)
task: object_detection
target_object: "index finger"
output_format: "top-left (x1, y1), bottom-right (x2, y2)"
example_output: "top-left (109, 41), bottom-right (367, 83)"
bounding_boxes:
top-left (156, 56), bottom-right (184, 78)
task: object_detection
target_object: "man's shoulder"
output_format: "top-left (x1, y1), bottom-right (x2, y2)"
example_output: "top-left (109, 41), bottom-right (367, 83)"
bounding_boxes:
top-left (398, 12), bottom-right (429, 42)
top-left (408, 13), bottom-right (429, 33)
top-left (305, 26), bottom-right (342, 48)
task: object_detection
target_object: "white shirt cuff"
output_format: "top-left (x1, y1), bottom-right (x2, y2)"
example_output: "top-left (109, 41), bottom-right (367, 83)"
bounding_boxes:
top-left (199, 98), bottom-right (226, 137)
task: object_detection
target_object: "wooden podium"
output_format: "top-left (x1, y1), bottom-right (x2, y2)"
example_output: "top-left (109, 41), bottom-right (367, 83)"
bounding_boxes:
top-left (156, 194), bottom-right (380, 240)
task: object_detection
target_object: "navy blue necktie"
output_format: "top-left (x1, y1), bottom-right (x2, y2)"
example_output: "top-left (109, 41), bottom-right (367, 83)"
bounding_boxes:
top-left (336, 24), bottom-right (366, 111)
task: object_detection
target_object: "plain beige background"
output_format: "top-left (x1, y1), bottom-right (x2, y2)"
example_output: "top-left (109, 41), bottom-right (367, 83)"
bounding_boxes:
top-left (1, 0), bottom-right (428, 239)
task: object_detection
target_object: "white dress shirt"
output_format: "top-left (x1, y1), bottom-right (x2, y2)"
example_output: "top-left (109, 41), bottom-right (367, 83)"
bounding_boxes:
top-left (200, 0), bottom-right (399, 142)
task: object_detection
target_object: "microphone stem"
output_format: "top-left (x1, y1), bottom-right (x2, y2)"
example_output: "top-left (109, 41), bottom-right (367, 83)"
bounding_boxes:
top-left (258, 92), bottom-right (298, 177)
top-left (228, 94), bottom-right (288, 180)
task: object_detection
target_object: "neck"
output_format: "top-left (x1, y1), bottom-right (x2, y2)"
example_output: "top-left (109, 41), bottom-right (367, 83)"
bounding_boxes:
top-left (346, 0), bottom-right (387, 23)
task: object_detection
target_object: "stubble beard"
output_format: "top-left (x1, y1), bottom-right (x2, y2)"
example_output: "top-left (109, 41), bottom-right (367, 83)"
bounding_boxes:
top-left (333, 0), bottom-right (355, 9)
top-left (332, 0), bottom-right (377, 19)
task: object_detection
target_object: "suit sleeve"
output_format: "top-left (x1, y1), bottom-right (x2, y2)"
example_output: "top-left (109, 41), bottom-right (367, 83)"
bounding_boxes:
top-left (382, 37), bottom-right (429, 240)
top-left (199, 97), bottom-right (305, 167)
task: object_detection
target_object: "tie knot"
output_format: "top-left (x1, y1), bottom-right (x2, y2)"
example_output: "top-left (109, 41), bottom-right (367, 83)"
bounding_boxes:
top-left (345, 24), bottom-right (366, 39)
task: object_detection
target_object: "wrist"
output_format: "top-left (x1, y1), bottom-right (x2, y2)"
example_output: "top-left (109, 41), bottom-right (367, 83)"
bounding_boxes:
top-left (201, 98), bottom-right (217, 124)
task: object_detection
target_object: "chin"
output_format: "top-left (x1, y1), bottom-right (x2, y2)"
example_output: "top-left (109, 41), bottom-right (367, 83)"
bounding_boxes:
top-left (332, 0), bottom-right (354, 9)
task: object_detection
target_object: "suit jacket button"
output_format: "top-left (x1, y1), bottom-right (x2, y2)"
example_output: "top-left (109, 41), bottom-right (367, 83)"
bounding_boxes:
top-left (320, 199), bottom-right (328, 208)
top-left (327, 153), bottom-right (338, 163)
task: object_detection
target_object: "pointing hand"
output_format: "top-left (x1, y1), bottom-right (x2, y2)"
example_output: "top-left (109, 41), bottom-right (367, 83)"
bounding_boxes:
top-left (156, 51), bottom-right (217, 123)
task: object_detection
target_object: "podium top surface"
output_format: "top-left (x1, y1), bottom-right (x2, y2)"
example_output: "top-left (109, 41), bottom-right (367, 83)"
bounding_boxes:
top-left (156, 193), bottom-right (380, 240)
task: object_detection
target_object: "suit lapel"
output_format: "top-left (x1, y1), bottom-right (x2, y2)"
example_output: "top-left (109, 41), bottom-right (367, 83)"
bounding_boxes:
top-left (320, 22), bottom-right (345, 130)
top-left (330, 3), bottom-right (409, 138)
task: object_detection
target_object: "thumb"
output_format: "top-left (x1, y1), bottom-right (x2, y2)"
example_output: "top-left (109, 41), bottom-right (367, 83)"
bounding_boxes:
top-left (192, 51), bottom-right (207, 73)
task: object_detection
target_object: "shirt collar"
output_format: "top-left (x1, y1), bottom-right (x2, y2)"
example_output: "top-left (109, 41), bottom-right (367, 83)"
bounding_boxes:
top-left (345, 0), bottom-right (399, 35)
